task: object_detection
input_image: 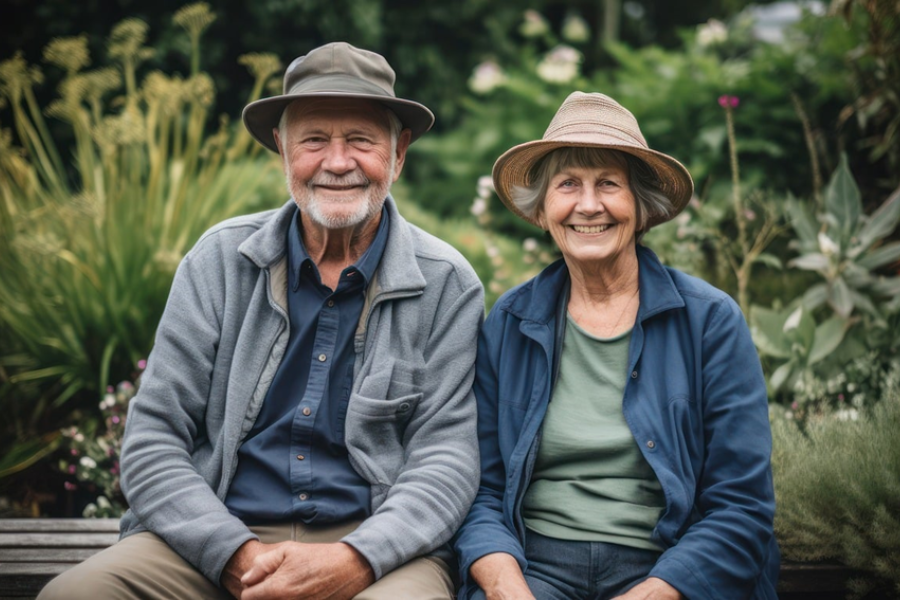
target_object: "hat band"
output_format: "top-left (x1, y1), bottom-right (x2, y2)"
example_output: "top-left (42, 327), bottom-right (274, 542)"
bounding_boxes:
top-left (288, 73), bottom-right (395, 98)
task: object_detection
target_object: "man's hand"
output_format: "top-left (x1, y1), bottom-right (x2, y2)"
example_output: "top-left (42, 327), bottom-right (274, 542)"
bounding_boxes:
top-left (238, 541), bottom-right (375, 600)
top-left (222, 539), bottom-right (269, 598)
top-left (611, 577), bottom-right (683, 600)
top-left (469, 552), bottom-right (535, 600)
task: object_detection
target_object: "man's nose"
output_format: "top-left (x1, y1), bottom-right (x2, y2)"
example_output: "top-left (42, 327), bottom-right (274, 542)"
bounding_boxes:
top-left (321, 141), bottom-right (355, 173)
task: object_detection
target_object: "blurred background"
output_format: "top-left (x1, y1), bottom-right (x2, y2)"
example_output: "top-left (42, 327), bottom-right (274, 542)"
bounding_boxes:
top-left (1, 0), bottom-right (899, 592)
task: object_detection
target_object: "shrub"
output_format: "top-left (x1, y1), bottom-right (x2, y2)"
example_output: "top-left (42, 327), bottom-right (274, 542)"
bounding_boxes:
top-left (772, 369), bottom-right (900, 596)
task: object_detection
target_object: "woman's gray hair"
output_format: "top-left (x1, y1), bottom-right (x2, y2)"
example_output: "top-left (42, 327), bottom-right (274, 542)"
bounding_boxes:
top-left (510, 147), bottom-right (676, 240)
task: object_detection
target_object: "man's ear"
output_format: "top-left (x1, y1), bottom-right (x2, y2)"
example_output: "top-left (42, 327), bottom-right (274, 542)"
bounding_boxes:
top-left (391, 129), bottom-right (413, 182)
top-left (272, 127), bottom-right (284, 157)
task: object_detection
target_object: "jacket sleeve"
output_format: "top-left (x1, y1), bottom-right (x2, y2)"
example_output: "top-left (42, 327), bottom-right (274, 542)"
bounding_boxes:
top-left (341, 274), bottom-right (485, 580)
top-left (649, 296), bottom-right (777, 600)
top-left (452, 309), bottom-right (529, 591)
top-left (119, 246), bottom-right (257, 585)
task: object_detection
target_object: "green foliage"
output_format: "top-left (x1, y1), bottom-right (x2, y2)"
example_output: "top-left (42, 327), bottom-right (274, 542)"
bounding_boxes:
top-left (750, 303), bottom-right (853, 396)
top-left (0, 6), bottom-right (285, 482)
top-left (751, 159), bottom-right (900, 406)
top-left (772, 371), bottom-right (900, 595)
top-left (786, 155), bottom-right (900, 320)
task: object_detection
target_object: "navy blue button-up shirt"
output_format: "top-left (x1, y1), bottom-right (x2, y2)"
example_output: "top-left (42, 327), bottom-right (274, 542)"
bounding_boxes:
top-left (225, 205), bottom-right (389, 524)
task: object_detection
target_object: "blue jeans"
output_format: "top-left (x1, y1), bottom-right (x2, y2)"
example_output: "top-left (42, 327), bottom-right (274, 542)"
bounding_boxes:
top-left (470, 529), bottom-right (661, 600)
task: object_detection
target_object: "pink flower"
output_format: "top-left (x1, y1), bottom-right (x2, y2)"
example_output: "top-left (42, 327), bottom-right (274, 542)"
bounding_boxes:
top-left (64, 482), bottom-right (77, 491)
top-left (137, 359), bottom-right (147, 370)
top-left (111, 416), bottom-right (121, 424)
top-left (70, 448), bottom-right (78, 456)
top-left (718, 95), bottom-right (739, 108)
top-left (107, 386), bottom-right (114, 393)
top-left (67, 465), bottom-right (76, 474)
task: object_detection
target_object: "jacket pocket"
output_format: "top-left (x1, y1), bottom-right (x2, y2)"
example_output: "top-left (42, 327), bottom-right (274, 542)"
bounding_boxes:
top-left (345, 358), bottom-right (424, 490)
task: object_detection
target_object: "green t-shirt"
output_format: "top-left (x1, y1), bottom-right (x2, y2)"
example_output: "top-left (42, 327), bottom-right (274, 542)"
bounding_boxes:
top-left (522, 313), bottom-right (665, 551)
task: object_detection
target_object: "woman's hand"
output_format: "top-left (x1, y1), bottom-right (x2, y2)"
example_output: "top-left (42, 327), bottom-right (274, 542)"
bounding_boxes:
top-left (611, 577), bottom-right (683, 600)
top-left (470, 552), bottom-right (536, 600)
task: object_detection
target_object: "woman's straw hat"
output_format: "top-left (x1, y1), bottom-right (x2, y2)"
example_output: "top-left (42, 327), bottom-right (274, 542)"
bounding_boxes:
top-left (492, 92), bottom-right (694, 228)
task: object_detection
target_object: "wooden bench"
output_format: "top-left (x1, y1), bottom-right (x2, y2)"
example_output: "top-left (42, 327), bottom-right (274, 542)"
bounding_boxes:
top-left (0, 519), bottom-right (119, 599)
top-left (0, 518), bottom-right (881, 599)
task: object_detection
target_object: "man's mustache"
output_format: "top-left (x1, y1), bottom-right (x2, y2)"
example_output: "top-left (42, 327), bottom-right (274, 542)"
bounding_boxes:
top-left (308, 172), bottom-right (370, 187)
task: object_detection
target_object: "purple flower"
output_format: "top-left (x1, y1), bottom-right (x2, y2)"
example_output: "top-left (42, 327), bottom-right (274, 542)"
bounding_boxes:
top-left (718, 95), bottom-right (739, 108)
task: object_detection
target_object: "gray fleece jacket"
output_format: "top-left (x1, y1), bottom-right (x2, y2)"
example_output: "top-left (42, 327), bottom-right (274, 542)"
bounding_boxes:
top-left (118, 197), bottom-right (484, 586)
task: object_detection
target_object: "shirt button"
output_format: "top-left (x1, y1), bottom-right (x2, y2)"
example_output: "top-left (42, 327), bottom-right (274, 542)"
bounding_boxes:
top-left (318, 353), bottom-right (327, 362)
top-left (302, 407), bottom-right (311, 416)
top-left (631, 370), bottom-right (638, 379)
top-left (647, 440), bottom-right (656, 449)
top-left (327, 300), bottom-right (334, 307)
top-left (299, 493), bottom-right (308, 501)
top-left (296, 454), bottom-right (305, 460)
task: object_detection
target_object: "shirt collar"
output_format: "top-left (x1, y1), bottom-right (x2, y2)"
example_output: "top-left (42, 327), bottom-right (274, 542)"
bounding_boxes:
top-left (288, 205), bottom-right (390, 291)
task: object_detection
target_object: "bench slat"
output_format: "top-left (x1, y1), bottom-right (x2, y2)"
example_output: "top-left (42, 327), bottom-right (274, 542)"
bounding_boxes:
top-left (0, 519), bottom-right (119, 534)
top-left (0, 532), bottom-right (119, 548)
top-left (0, 548), bottom-right (104, 562)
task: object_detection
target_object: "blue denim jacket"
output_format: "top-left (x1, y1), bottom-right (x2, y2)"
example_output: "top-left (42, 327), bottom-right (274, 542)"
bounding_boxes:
top-left (454, 245), bottom-right (779, 599)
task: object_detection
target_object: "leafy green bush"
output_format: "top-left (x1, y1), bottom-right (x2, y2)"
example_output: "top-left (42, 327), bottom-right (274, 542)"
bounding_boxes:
top-left (0, 5), bottom-right (285, 486)
top-left (772, 368), bottom-right (900, 596)
top-left (750, 158), bottom-right (900, 406)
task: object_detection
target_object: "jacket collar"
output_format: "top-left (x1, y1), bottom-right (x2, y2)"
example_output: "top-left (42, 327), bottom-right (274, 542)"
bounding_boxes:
top-left (500, 244), bottom-right (684, 325)
top-left (239, 195), bottom-right (426, 297)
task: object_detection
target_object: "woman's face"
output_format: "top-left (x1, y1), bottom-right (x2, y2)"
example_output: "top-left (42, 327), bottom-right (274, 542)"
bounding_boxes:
top-left (539, 163), bottom-right (637, 267)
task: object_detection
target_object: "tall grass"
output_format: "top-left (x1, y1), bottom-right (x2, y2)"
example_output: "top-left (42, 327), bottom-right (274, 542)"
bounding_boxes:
top-left (0, 4), bottom-right (285, 481)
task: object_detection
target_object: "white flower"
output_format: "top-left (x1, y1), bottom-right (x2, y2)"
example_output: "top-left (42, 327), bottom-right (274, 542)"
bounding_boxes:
top-left (80, 456), bottom-right (97, 469)
top-left (477, 175), bottom-right (494, 198)
top-left (537, 46), bottom-right (582, 83)
top-left (818, 232), bottom-right (839, 256)
top-left (522, 238), bottom-right (539, 253)
top-left (562, 14), bottom-right (590, 42)
top-left (469, 60), bottom-right (506, 94)
top-left (697, 19), bottom-right (728, 47)
top-left (520, 10), bottom-right (549, 38)
top-left (486, 245), bottom-right (501, 258)
top-left (470, 197), bottom-right (487, 217)
top-left (835, 408), bottom-right (859, 422)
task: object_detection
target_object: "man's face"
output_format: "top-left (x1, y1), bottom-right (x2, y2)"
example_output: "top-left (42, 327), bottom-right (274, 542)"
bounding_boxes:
top-left (274, 99), bottom-right (410, 230)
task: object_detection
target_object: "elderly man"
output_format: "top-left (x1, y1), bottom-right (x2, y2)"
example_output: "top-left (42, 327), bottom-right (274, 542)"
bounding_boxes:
top-left (39, 42), bottom-right (483, 600)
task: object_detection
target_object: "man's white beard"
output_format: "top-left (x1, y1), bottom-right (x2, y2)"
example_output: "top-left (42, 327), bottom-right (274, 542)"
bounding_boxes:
top-left (286, 162), bottom-right (395, 230)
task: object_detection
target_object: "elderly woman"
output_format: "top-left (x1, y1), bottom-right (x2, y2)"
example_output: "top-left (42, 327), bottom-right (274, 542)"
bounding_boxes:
top-left (453, 92), bottom-right (779, 600)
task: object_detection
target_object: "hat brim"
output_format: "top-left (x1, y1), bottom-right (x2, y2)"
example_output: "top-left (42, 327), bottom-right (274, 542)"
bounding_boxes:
top-left (492, 139), bottom-right (694, 230)
top-left (242, 92), bottom-right (435, 153)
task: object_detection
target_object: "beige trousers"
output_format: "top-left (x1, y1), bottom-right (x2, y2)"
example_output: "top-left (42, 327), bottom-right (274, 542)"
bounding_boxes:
top-left (38, 521), bottom-right (454, 599)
